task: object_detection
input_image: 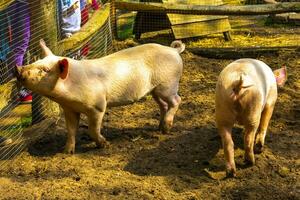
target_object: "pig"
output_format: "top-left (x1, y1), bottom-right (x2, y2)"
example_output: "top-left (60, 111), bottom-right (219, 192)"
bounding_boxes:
top-left (16, 39), bottom-right (185, 154)
top-left (215, 58), bottom-right (287, 177)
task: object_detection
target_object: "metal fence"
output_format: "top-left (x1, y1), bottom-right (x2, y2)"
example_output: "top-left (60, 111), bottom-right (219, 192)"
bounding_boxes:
top-left (0, 0), bottom-right (299, 166)
top-left (0, 0), bottom-right (113, 166)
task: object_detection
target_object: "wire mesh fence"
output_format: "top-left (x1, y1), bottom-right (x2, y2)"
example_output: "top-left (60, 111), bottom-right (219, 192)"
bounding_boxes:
top-left (0, 0), bottom-right (114, 169)
top-left (114, 0), bottom-right (300, 53)
top-left (0, 0), bottom-right (299, 169)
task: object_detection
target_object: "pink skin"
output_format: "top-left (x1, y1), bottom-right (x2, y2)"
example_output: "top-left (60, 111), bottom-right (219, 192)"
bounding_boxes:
top-left (16, 39), bottom-right (185, 154)
top-left (215, 59), bottom-right (287, 177)
top-left (152, 88), bottom-right (182, 133)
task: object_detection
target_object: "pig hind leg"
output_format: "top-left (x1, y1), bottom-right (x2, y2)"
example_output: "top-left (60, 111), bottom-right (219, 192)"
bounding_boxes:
top-left (152, 83), bottom-right (181, 133)
top-left (88, 111), bottom-right (109, 148)
top-left (244, 121), bottom-right (260, 165)
top-left (217, 123), bottom-right (236, 177)
top-left (255, 103), bottom-right (275, 154)
top-left (242, 96), bottom-right (262, 166)
top-left (152, 93), bottom-right (168, 131)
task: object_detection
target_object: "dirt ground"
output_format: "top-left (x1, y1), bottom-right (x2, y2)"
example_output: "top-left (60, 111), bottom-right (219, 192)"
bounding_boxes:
top-left (0, 18), bottom-right (300, 199)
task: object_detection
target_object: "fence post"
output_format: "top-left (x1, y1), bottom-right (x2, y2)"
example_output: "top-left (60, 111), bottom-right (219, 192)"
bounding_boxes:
top-left (110, 0), bottom-right (118, 39)
top-left (29, 0), bottom-right (59, 124)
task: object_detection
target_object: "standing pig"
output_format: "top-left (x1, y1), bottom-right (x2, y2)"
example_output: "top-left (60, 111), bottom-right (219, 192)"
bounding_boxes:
top-left (16, 39), bottom-right (185, 154)
top-left (215, 58), bottom-right (287, 177)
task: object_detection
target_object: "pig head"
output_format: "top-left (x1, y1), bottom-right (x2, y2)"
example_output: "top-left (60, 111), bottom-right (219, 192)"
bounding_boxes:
top-left (215, 58), bottom-right (287, 177)
top-left (17, 39), bottom-right (185, 154)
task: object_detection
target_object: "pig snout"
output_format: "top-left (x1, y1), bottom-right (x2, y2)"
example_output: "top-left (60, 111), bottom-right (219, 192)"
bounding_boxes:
top-left (15, 66), bottom-right (26, 82)
top-left (15, 66), bottom-right (38, 86)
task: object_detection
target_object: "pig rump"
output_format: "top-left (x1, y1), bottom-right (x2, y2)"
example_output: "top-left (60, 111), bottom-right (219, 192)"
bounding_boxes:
top-left (215, 58), bottom-right (287, 177)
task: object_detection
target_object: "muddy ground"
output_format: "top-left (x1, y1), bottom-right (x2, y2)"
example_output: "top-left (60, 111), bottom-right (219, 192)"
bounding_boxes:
top-left (0, 18), bottom-right (300, 199)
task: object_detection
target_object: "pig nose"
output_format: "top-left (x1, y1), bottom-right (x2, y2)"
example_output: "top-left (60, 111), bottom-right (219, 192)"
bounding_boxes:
top-left (15, 66), bottom-right (25, 81)
top-left (15, 66), bottom-right (21, 79)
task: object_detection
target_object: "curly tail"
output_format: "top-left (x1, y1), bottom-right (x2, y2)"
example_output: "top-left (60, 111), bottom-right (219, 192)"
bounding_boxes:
top-left (230, 73), bottom-right (254, 101)
top-left (170, 40), bottom-right (185, 54)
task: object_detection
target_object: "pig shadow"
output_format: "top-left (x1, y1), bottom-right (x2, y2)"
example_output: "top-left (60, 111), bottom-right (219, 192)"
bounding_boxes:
top-left (27, 119), bottom-right (245, 175)
top-left (124, 126), bottom-right (218, 177)
top-left (27, 132), bottom-right (67, 156)
top-left (27, 127), bottom-right (100, 157)
top-left (121, 125), bottom-right (248, 192)
top-left (27, 121), bottom-right (161, 157)
top-left (221, 181), bottom-right (299, 200)
top-left (124, 126), bottom-right (244, 177)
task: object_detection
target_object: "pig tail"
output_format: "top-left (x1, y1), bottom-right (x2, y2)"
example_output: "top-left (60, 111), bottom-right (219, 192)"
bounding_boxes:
top-left (170, 40), bottom-right (185, 54)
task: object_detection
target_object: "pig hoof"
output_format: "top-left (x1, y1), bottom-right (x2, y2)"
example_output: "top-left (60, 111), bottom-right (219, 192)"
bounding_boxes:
top-left (226, 169), bottom-right (236, 178)
top-left (161, 126), bottom-right (170, 134)
top-left (244, 158), bottom-right (255, 166)
top-left (158, 122), bottom-right (164, 131)
top-left (96, 140), bottom-right (110, 149)
top-left (254, 143), bottom-right (264, 154)
top-left (160, 122), bottom-right (172, 134)
top-left (63, 147), bottom-right (75, 154)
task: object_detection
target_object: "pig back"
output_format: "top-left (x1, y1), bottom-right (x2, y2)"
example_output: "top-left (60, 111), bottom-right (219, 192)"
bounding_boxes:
top-left (100, 44), bottom-right (183, 106)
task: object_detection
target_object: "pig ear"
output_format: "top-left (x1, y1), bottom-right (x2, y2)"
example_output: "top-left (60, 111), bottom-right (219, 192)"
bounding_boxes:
top-left (273, 66), bottom-right (287, 87)
top-left (240, 74), bottom-right (254, 88)
top-left (40, 39), bottom-right (53, 57)
top-left (58, 59), bottom-right (69, 79)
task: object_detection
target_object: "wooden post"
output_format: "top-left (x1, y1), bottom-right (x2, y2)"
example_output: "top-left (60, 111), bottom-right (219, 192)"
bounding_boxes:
top-left (187, 46), bottom-right (299, 59)
top-left (31, 93), bottom-right (44, 124)
top-left (223, 31), bottom-right (232, 41)
top-left (110, 0), bottom-right (118, 39)
top-left (29, 0), bottom-right (59, 124)
top-left (115, 2), bottom-right (300, 15)
top-left (28, 0), bottom-right (59, 56)
top-left (246, 0), bottom-right (277, 5)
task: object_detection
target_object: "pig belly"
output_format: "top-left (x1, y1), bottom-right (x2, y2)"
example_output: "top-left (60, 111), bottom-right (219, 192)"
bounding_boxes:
top-left (107, 89), bottom-right (152, 107)
top-left (106, 79), bottom-right (154, 107)
top-left (105, 65), bottom-right (155, 106)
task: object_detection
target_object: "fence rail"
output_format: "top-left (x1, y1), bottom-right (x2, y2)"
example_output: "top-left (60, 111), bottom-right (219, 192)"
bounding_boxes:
top-left (115, 1), bottom-right (300, 15)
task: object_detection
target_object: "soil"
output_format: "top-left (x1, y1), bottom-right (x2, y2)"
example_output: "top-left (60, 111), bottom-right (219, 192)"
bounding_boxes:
top-left (0, 19), bottom-right (300, 200)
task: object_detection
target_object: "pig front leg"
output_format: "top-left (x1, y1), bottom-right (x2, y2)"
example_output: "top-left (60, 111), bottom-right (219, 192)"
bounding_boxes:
top-left (87, 111), bottom-right (109, 148)
top-left (63, 108), bottom-right (80, 154)
top-left (218, 124), bottom-right (236, 177)
top-left (255, 103), bottom-right (275, 154)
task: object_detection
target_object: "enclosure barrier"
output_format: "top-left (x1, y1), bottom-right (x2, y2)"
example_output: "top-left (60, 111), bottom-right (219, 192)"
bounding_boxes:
top-left (112, 0), bottom-right (300, 56)
top-left (114, 2), bottom-right (300, 15)
top-left (1, 0), bottom-right (299, 169)
top-left (0, 0), bottom-right (113, 167)
top-left (112, 1), bottom-right (300, 40)
top-left (57, 4), bottom-right (111, 55)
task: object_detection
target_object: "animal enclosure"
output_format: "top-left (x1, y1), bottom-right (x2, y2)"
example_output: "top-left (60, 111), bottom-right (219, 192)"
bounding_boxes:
top-left (0, 0), bottom-right (299, 199)
top-left (132, 0), bottom-right (231, 40)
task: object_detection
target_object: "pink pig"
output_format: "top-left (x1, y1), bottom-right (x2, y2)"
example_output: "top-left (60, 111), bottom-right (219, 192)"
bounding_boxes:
top-left (215, 58), bottom-right (287, 177)
top-left (16, 40), bottom-right (185, 154)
